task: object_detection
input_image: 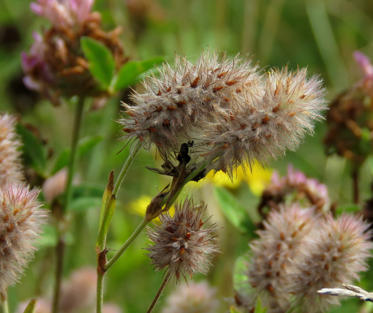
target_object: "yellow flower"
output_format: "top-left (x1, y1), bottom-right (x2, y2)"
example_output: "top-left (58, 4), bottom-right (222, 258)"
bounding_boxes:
top-left (129, 195), bottom-right (175, 221)
top-left (244, 161), bottom-right (272, 196)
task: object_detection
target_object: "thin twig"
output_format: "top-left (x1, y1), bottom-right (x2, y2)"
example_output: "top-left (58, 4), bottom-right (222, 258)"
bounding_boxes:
top-left (52, 97), bottom-right (85, 313)
top-left (146, 271), bottom-right (172, 313)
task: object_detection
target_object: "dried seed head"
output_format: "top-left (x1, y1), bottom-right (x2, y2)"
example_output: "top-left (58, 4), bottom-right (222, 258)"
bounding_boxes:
top-left (120, 51), bottom-right (260, 152)
top-left (42, 168), bottom-right (67, 203)
top-left (59, 267), bottom-right (97, 313)
top-left (204, 68), bottom-right (326, 173)
top-left (22, 0), bottom-right (127, 105)
top-left (247, 205), bottom-right (315, 313)
top-left (288, 214), bottom-right (372, 313)
top-left (0, 184), bottom-right (46, 297)
top-left (324, 52), bottom-right (373, 166)
top-left (161, 281), bottom-right (219, 313)
top-left (0, 114), bottom-right (23, 186)
top-left (258, 165), bottom-right (329, 215)
top-left (147, 199), bottom-right (218, 279)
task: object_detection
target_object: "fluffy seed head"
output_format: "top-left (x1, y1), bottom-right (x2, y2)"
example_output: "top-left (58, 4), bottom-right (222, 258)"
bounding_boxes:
top-left (288, 214), bottom-right (372, 313)
top-left (147, 199), bottom-right (218, 279)
top-left (203, 68), bottom-right (326, 173)
top-left (0, 114), bottom-right (24, 186)
top-left (0, 184), bottom-right (46, 297)
top-left (42, 168), bottom-right (67, 203)
top-left (59, 267), bottom-right (96, 313)
top-left (247, 205), bottom-right (315, 313)
top-left (121, 52), bottom-right (260, 152)
top-left (161, 281), bottom-right (219, 313)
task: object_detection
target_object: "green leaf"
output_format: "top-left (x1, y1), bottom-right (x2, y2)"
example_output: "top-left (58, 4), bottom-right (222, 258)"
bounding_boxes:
top-left (70, 197), bottom-right (102, 212)
top-left (16, 124), bottom-right (47, 176)
top-left (214, 187), bottom-right (255, 236)
top-left (22, 299), bottom-right (36, 313)
top-left (254, 298), bottom-right (267, 313)
top-left (335, 203), bottom-right (361, 215)
top-left (81, 37), bottom-right (115, 89)
top-left (112, 56), bottom-right (164, 92)
top-left (52, 136), bottom-right (102, 174)
top-left (229, 306), bottom-right (242, 313)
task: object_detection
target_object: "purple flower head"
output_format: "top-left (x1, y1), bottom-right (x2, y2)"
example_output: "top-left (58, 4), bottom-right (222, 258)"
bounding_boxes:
top-left (354, 51), bottom-right (373, 80)
top-left (30, 0), bottom-right (94, 28)
top-left (259, 165), bottom-right (329, 215)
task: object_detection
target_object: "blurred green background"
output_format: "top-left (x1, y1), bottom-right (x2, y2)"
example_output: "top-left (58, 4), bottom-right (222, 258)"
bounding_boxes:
top-left (0, 0), bottom-right (373, 312)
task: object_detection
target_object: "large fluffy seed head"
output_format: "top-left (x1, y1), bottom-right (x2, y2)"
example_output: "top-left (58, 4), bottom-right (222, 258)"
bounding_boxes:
top-left (161, 281), bottom-right (219, 313)
top-left (0, 114), bottom-right (24, 186)
top-left (288, 214), bottom-right (372, 313)
top-left (247, 205), bottom-right (315, 313)
top-left (147, 199), bottom-right (218, 279)
top-left (204, 68), bottom-right (326, 173)
top-left (0, 184), bottom-right (46, 297)
top-left (121, 52), bottom-right (260, 152)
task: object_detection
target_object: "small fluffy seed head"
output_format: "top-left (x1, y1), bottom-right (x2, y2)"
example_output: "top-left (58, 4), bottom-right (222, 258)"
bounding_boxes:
top-left (42, 168), bottom-right (67, 203)
top-left (147, 199), bottom-right (218, 279)
top-left (0, 114), bottom-right (24, 186)
top-left (247, 205), bottom-right (315, 313)
top-left (0, 184), bottom-right (46, 297)
top-left (204, 68), bottom-right (326, 173)
top-left (288, 214), bottom-right (372, 313)
top-left (161, 281), bottom-right (219, 313)
top-left (59, 267), bottom-right (97, 313)
top-left (121, 52), bottom-right (260, 152)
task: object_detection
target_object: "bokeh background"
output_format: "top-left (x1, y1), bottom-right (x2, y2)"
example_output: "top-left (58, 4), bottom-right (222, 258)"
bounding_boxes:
top-left (1, 0), bottom-right (373, 312)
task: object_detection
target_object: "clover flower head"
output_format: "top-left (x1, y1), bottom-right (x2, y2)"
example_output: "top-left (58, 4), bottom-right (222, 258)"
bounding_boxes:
top-left (0, 184), bottom-right (46, 297)
top-left (204, 68), bottom-right (326, 174)
top-left (162, 281), bottom-right (219, 313)
top-left (147, 199), bottom-right (218, 279)
top-left (121, 51), bottom-right (260, 152)
top-left (247, 204), bottom-right (315, 313)
top-left (30, 0), bottom-right (94, 28)
top-left (288, 214), bottom-right (372, 313)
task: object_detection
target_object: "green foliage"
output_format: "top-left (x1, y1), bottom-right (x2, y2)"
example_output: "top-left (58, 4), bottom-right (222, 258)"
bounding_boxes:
top-left (81, 37), bottom-right (116, 89)
top-left (214, 186), bottom-right (256, 236)
top-left (254, 298), bottom-right (267, 313)
top-left (52, 136), bottom-right (102, 174)
top-left (112, 57), bottom-right (164, 92)
top-left (16, 124), bottom-right (47, 177)
top-left (22, 299), bottom-right (36, 313)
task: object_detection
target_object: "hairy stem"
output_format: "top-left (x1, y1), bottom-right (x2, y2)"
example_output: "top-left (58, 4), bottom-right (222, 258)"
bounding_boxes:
top-left (52, 97), bottom-right (85, 313)
top-left (146, 271), bottom-right (171, 313)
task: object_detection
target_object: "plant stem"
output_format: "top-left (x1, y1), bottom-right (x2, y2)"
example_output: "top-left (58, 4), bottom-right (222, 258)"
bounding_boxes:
top-left (105, 218), bottom-right (148, 271)
top-left (113, 140), bottom-right (142, 195)
top-left (52, 237), bottom-right (65, 313)
top-left (52, 97), bottom-right (85, 313)
top-left (96, 262), bottom-right (105, 313)
top-left (352, 166), bottom-right (360, 204)
top-left (1, 297), bottom-right (9, 313)
top-left (64, 97), bottom-right (85, 213)
top-left (146, 271), bottom-right (171, 313)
